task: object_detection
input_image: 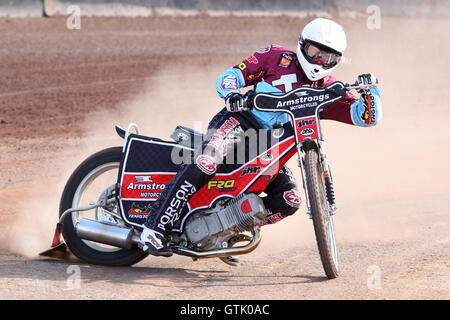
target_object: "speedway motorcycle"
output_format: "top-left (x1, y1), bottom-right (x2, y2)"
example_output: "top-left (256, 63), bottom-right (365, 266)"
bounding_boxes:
top-left (41, 79), bottom-right (375, 279)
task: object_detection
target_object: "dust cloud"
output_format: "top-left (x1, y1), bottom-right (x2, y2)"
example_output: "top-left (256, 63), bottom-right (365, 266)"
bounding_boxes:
top-left (0, 64), bottom-right (225, 258)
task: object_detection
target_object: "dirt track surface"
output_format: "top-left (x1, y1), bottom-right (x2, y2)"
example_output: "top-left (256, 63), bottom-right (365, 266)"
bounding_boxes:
top-left (0, 16), bottom-right (449, 300)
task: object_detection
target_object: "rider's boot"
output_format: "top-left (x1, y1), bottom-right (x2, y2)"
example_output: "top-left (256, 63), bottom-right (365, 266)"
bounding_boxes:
top-left (138, 226), bottom-right (173, 257)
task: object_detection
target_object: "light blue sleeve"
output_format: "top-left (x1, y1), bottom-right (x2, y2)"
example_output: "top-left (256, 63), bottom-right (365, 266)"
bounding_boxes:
top-left (350, 86), bottom-right (383, 127)
top-left (216, 71), bottom-right (290, 129)
top-left (216, 67), bottom-right (246, 99)
top-left (250, 81), bottom-right (290, 130)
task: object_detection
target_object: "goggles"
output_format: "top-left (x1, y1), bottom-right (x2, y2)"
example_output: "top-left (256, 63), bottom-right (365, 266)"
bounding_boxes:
top-left (300, 38), bottom-right (342, 69)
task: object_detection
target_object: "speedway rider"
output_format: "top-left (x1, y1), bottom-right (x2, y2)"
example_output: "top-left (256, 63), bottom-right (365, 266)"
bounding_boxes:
top-left (138, 18), bottom-right (382, 256)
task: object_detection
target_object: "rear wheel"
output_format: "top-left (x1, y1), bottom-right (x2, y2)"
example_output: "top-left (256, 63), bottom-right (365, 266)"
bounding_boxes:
top-left (304, 147), bottom-right (339, 279)
top-left (60, 147), bottom-right (148, 266)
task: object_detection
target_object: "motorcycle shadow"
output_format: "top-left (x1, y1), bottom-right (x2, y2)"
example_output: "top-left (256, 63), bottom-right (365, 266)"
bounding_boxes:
top-left (1, 255), bottom-right (327, 288)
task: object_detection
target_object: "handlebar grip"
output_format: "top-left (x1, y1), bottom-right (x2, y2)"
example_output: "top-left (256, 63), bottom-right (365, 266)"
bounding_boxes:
top-left (345, 75), bottom-right (379, 91)
top-left (242, 90), bottom-right (255, 111)
top-left (345, 82), bottom-right (378, 91)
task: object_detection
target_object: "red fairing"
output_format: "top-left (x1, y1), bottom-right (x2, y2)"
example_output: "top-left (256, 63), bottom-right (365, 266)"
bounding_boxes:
top-left (295, 116), bottom-right (320, 140)
top-left (187, 136), bottom-right (296, 211)
top-left (121, 174), bottom-right (174, 200)
top-left (233, 44), bottom-right (358, 125)
top-left (119, 138), bottom-right (297, 215)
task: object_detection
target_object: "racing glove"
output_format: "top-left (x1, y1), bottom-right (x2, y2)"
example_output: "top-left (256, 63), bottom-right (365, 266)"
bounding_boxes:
top-left (225, 92), bottom-right (245, 112)
top-left (357, 73), bottom-right (378, 87)
top-left (351, 73), bottom-right (382, 127)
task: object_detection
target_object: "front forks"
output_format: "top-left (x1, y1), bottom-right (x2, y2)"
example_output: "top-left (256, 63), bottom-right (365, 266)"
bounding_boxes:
top-left (318, 140), bottom-right (337, 216)
top-left (296, 140), bottom-right (337, 219)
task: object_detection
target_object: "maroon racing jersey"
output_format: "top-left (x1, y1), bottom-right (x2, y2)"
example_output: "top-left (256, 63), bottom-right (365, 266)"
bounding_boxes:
top-left (232, 44), bottom-right (357, 125)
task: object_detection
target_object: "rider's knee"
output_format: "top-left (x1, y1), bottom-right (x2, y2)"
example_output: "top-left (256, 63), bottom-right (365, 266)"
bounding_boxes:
top-left (282, 205), bottom-right (299, 217)
top-left (194, 154), bottom-right (217, 176)
top-left (280, 189), bottom-right (302, 212)
top-left (263, 188), bottom-right (302, 224)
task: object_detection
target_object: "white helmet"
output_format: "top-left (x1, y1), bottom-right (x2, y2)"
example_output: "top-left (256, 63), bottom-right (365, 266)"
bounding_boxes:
top-left (296, 18), bottom-right (347, 81)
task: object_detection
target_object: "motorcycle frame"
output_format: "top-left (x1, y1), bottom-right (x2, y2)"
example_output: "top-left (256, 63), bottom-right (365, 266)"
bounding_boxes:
top-left (41, 80), bottom-right (371, 259)
top-left (118, 83), bottom-right (346, 232)
top-left (251, 83), bottom-right (347, 216)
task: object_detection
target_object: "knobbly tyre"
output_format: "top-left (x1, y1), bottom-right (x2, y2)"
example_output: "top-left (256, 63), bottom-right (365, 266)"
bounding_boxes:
top-left (41, 79), bottom-right (377, 279)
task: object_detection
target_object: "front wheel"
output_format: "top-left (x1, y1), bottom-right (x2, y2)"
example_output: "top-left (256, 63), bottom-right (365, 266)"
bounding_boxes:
top-left (304, 147), bottom-right (339, 279)
top-left (59, 147), bottom-right (148, 266)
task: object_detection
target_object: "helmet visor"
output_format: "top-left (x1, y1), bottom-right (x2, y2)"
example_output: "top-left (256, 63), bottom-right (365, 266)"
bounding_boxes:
top-left (301, 40), bottom-right (341, 69)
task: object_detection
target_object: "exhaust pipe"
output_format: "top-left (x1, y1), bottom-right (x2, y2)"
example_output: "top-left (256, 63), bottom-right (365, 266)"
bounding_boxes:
top-left (75, 218), bottom-right (139, 249)
top-left (75, 219), bottom-right (262, 258)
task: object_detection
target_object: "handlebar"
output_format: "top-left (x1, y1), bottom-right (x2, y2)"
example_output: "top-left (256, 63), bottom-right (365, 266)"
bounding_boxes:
top-left (242, 90), bottom-right (256, 111)
top-left (242, 79), bottom-right (378, 111)
top-left (344, 79), bottom-right (378, 91)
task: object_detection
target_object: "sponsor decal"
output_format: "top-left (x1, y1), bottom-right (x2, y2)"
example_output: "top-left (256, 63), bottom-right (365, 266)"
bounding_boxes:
top-left (260, 153), bottom-right (274, 162)
top-left (265, 212), bottom-right (284, 224)
top-left (300, 128), bottom-right (315, 136)
top-left (361, 91), bottom-right (376, 125)
top-left (237, 62), bottom-right (247, 71)
top-left (246, 68), bottom-right (264, 81)
top-left (256, 45), bottom-right (271, 54)
top-left (128, 208), bottom-right (149, 215)
top-left (121, 174), bottom-right (169, 199)
top-left (207, 179), bottom-right (236, 191)
top-left (246, 55), bottom-right (258, 64)
top-left (196, 155), bottom-right (217, 175)
top-left (272, 73), bottom-right (298, 92)
top-left (221, 74), bottom-right (238, 90)
top-left (207, 117), bottom-right (240, 150)
top-left (278, 53), bottom-right (293, 68)
top-left (283, 190), bottom-right (302, 208)
top-left (294, 91), bottom-right (309, 97)
top-left (276, 93), bottom-right (330, 109)
top-left (138, 192), bottom-right (161, 198)
top-left (135, 176), bottom-right (152, 182)
top-left (297, 119), bottom-right (315, 128)
top-left (295, 118), bottom-right (318, 139)
top-left (157, 180), bottom-right (196, 231)
top-left (240, 166), bottom-right (261, 176)
top-left (128, 202), bottom-right (151, 219)
top-left (127, 177), bottom-right (166, 191)
top-left (240, 199), bottom-right (252, 214)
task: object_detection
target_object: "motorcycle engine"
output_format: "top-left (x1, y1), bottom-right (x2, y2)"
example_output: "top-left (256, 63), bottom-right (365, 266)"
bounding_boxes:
top-left (184, 193), bottom-right (267, 251)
